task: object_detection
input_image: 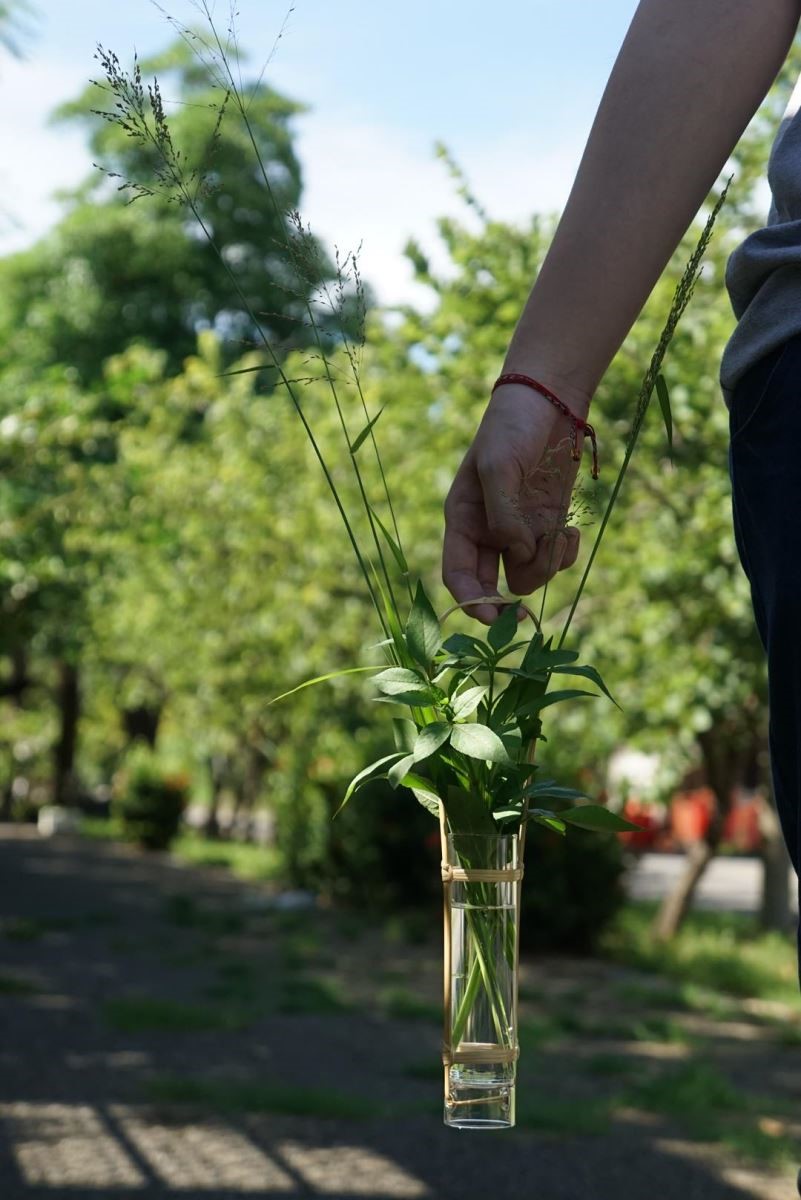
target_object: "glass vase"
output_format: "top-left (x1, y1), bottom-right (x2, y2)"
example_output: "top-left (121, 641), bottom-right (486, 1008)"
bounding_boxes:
top-left (442, 831), bottom-right (522, 1129)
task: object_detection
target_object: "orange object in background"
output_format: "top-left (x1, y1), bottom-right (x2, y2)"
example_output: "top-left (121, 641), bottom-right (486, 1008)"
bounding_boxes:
top-left (618, 798), bottom-right (663, 851)
top-left (670, 787), bottom-right (715, 844)
top-left (669, 786), bottom-right (763, 852)
top-left (722, 789), bottom-right (763, 852)
top-left (615, 786), bottom-right (764, 855)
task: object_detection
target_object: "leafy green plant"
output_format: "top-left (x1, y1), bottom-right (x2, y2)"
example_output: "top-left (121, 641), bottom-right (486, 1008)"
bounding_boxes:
top-left (93, 0), bottom-right (728, 1092)
top-left (112, 748), bottom-right (188, 851)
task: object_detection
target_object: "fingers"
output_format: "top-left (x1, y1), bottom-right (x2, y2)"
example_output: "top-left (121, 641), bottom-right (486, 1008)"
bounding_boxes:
top-left (558, 526), bottom-right (581, 571)
top-left (504, 530), bottom-right (564, 594)
top-left (442, 458), bottom-right (501, 625)
top-left (504, 526), bottom-right (580, 594)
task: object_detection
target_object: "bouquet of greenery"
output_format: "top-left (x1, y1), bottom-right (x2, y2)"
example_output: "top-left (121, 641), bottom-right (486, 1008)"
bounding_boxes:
top-left (93, 1), bottom-right (728, 1128)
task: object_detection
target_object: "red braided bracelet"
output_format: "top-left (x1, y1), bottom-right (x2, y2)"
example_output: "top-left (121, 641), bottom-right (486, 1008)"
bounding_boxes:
top-left (491, 372), bottom-right (599, 479)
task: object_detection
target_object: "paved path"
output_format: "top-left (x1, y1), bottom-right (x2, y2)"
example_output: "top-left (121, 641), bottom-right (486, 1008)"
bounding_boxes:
top-left (1, 826), bottom-right (800, 1200)
top-left (626, 853), bottom-right (799, 915)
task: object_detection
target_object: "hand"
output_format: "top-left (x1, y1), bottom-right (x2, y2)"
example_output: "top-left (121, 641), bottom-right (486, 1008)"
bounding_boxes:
top-left (442, 380), bottom-right (592, 625)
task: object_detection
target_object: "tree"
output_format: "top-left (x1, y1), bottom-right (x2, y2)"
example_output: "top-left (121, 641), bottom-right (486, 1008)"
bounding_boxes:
top-left (0, 32), bottom-right (375, 808)
top-left (0, 1), bottom-right (35, 60)
top-left (0, 36), bottom-right (366, 385)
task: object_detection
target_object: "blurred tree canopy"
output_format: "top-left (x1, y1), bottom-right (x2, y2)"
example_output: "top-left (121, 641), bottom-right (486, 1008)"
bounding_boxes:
top-left (1, 25), bottom-right (799, 915)
top-left (0, 37), bottom-right (365, 384)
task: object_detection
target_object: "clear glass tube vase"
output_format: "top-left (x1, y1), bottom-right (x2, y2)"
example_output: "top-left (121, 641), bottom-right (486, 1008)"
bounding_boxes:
top-left (442, 831), bottom-right (522, 1130)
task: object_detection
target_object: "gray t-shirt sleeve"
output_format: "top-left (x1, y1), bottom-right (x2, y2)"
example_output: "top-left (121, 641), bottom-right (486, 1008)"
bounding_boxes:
top-left (720, 71), bottom-right (801, 407)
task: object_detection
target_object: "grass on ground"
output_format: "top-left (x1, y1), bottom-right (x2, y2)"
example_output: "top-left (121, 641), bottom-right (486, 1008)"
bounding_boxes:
top-left (598, 899), bottom-right (799, 1006)
top-left (102, 995), bottom-right (257, 1033)
top-left (78, 823), bottom-right (801, 1172)
top-left (80, 817), bottom-right (281, 884)
top-left (143, 1075), bottom-right (378, 1119)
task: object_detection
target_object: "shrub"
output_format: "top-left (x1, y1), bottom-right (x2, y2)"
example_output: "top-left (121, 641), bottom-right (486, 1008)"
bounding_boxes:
top-left (519, 821), bottom-right (628, 955)
top-left (112, 750), bottom-right (188, 851)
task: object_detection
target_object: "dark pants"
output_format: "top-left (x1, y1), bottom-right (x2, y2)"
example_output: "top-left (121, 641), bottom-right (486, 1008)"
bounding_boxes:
top-left (728, 332), bottom-right (801, 988)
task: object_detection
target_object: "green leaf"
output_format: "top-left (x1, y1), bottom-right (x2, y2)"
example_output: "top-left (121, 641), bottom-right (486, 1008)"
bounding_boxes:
top-left (559, 804), bottom-right (645, 833)
top-left (373, 691), bottom-right (437, 707)
top-left (369, 562), bottom-right (407, 663)
top-left (656, 373), bottom-right (673, 454)
top-left (494, 639), bottom-right (535, 662)
top-left (490, 676), bottom-right (526, 726)
top-left (216, 364), bottom-right (271, 378)
top-left (520, 630), bottom-right (544, 665)
top-left (515, 688), bottom-right (597, 718)
top-left (550, 664), bottom-right (622, 712)
top-left (492, 803), bottom-right (524, 823)
top-left (450, 723), bottom-right (511, 764)
top-left (521, 636), bottom-right (579, 673)
top-left (374, 672), bottom-right (448, 705)
top-left (335, 752), bottom-right (407, 816)
top-left (412, 721), bottom-right (452, 762)
top-left (524, 783), bottom-right (594, 803)
top-left (499, 726), bottom-right (523, 758)
top-left (405, 580), bottom-right (441, 670)
top-left (530, 812), bottom-right (567, 835)
top-left (349, 407), bottom-right (384, 453)
top-left (373, 667), bottom-right (428, 695)
top-left (441, 633), bottom-right (487, 659)
top-left (392, 718), bottom-right (418, 753)
top-left (370, 505), bottom-right (408, 576)
top-left (451, 685), bottom-right (488, 720)
top-left (400, 772), bottom-right (442, 817)
top-left (388, 753), bottom-right (417, 789)
top-left (268, 666), bottom-right (379, 705)
top-left (444, 786), bottom-right (497, 835)
top-left (487, 604), bottom-right (519, 652)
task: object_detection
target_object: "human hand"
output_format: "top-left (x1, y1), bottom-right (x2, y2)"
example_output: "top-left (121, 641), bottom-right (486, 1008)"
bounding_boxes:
top-left (442, 380), bottom-right (593, 625)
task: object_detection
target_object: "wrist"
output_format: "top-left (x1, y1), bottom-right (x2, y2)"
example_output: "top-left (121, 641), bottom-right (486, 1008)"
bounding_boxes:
top-left (491, 370), bottom-right (599, 479)
top-left (494, 367), bottom-right (592, 417)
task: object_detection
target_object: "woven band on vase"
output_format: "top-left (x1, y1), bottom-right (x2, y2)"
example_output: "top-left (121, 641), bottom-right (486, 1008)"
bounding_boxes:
top-left (442, 1043), bottom-right (520, 1067)
top-left (440, 863), bottom-right (524, 884)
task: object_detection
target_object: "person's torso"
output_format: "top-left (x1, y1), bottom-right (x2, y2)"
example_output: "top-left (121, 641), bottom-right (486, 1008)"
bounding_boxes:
top-left (721, 68), bottom-right (801, 405)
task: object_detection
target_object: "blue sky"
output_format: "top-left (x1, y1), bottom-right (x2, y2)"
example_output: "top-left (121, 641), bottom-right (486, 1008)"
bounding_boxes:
top-left (1, 1), bottom-right (647, 309)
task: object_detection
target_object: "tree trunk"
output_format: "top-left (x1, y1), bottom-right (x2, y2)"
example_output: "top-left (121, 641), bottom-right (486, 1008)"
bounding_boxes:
top-left (203, 754), bottom-right (227, 838)
top-left (53, 661), bottom-right (80, 806)
top-left (233, 745), bottom-right (267, 843)
top-left (650, 723), bottom-right (740, 942)
top-left (651, 837), bottom-right (717, 941)
top-left (1, 647), bottom-right (30, 704)
top-left (757, 788), bottom-right (793, 934)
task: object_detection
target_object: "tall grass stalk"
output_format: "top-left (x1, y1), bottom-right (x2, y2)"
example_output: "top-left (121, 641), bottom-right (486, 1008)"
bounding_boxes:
top-left (557, 180), bottom-right (731, 649)
top-left (160, 1), bottom-right (412, 611)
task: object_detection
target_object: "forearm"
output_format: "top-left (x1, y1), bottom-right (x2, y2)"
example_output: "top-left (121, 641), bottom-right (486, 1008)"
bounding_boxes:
top-left (503, 0), bottom-right (801, 399)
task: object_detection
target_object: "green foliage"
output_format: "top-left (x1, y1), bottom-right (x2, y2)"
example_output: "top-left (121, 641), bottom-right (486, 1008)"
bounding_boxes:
top-left (519, 822), bottom-right (628, 954)
top-left (112, 748), bottom-right (187, 850)
top-left (598, 900), bottom-right (799, 1004)
top-left (2, 9), bottom-right (797, 927)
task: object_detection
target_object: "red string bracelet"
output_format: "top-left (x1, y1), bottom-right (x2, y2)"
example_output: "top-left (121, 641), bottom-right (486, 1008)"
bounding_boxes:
top-left (491, 372), bottom-right (599, 479)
